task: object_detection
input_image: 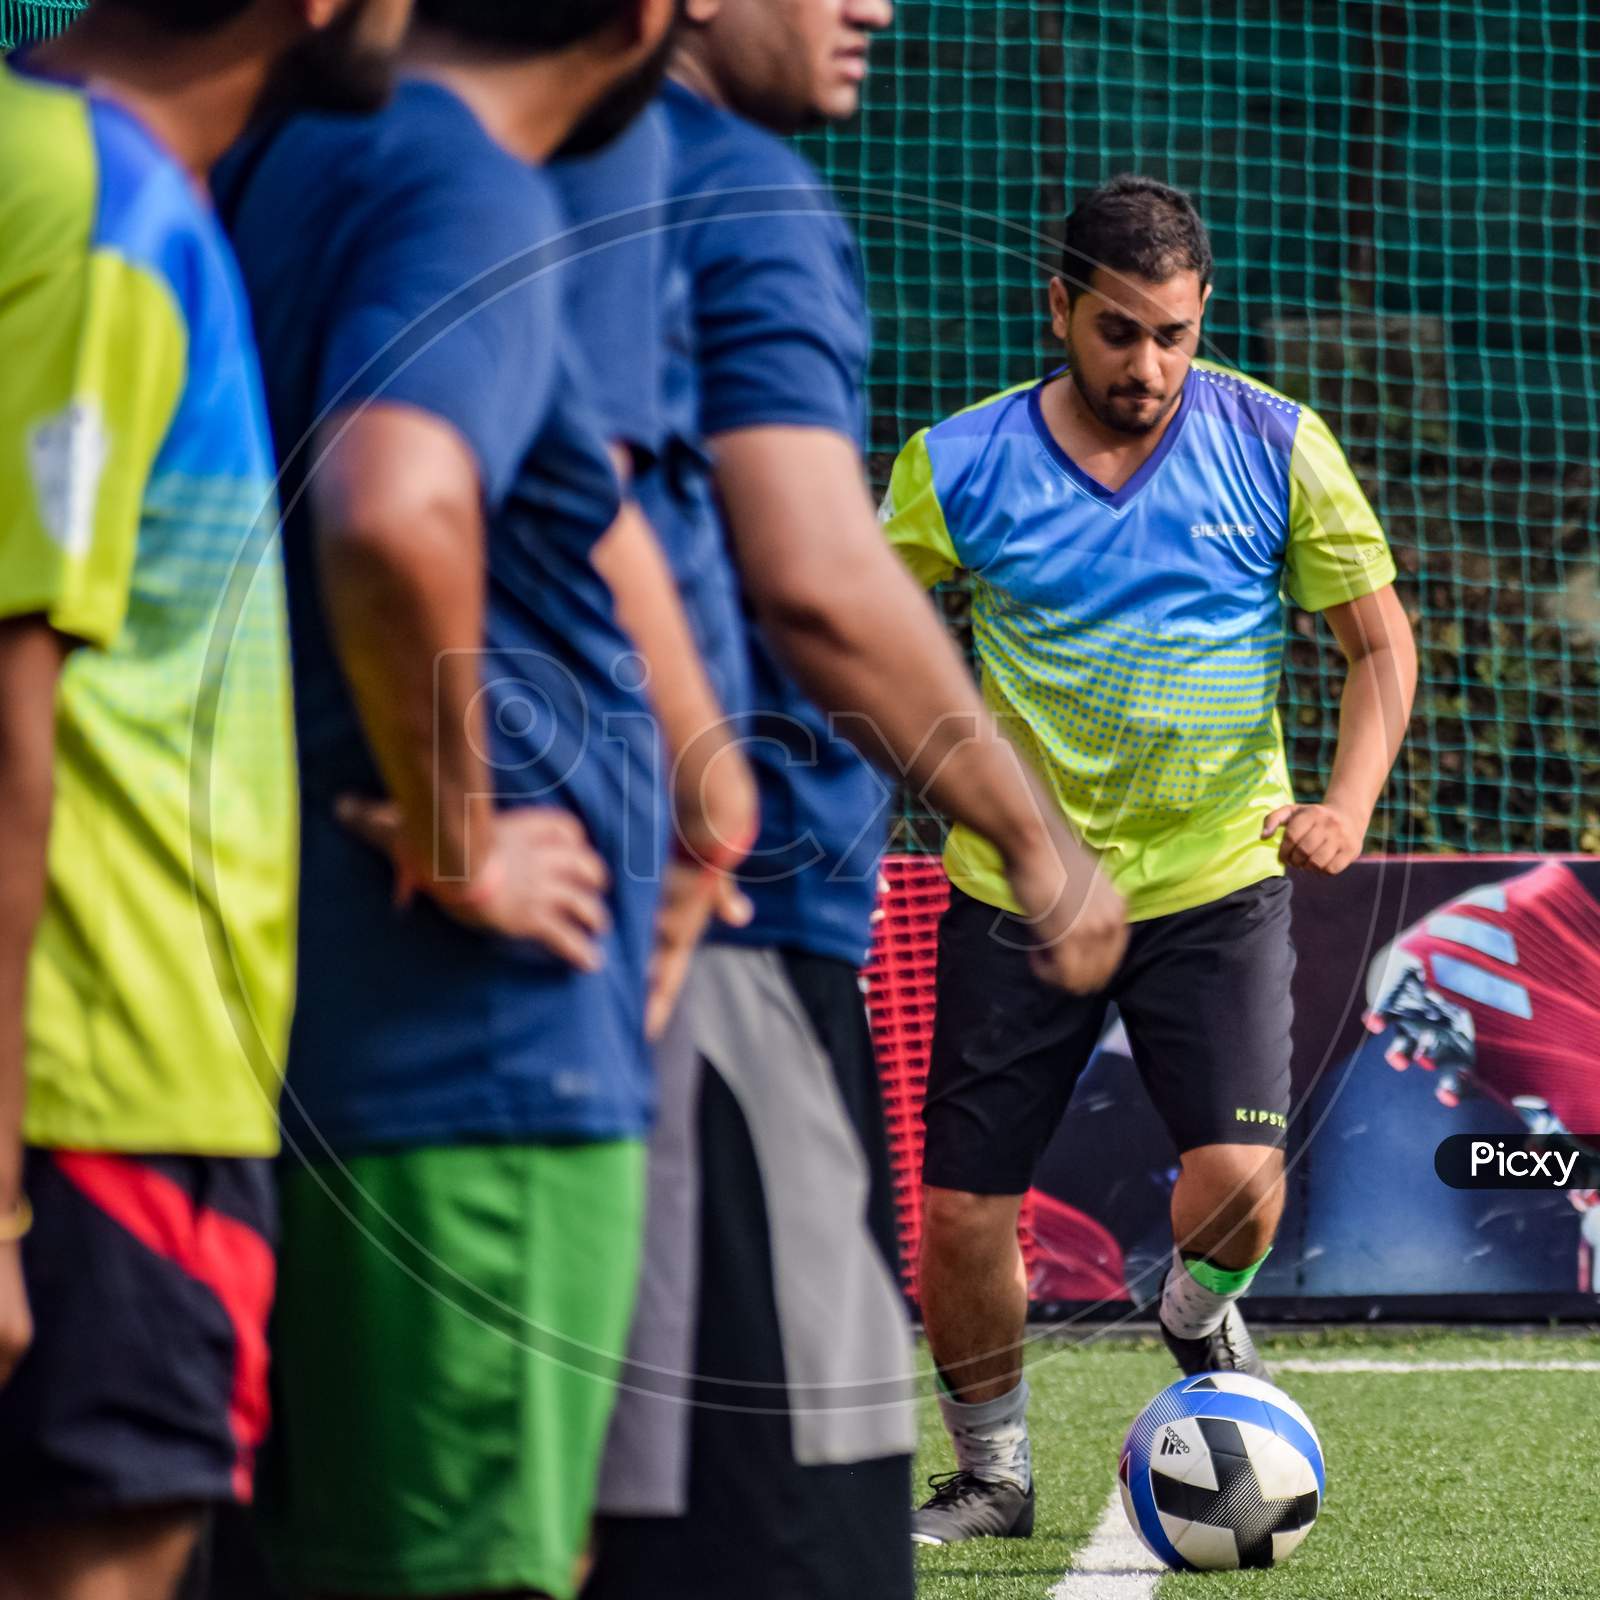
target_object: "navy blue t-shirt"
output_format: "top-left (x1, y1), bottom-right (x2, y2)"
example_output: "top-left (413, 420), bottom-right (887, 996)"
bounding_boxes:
top-left (549, 104), bottom-right (749, 721)
top-left (219, 81), bottom-right (663, 1155)
top-left (657, 80), bottom-right (889, 966)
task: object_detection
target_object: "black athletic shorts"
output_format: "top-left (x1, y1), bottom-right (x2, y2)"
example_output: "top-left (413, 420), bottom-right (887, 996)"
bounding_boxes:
top-left (922, 877), bottom-right (1296, 1196)
top-left (0, 1148), bottom-right (276, 1529)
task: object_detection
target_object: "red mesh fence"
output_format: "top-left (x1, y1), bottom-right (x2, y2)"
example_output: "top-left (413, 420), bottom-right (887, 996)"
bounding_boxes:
top-left (863, 855), bottom-right (1038, 1305)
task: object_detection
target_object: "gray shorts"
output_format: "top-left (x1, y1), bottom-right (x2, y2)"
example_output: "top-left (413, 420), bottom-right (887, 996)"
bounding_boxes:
top-left (588, 945), bottom-right (916, 1600)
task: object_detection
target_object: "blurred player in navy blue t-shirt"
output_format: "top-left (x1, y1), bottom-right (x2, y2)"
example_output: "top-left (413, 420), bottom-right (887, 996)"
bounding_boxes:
top-left (549, 106), bottom-right (759, 1554)
top-left (218, 4), bottom-right (757, 1596)
top-left (570, 6), bottom-right (1128, 1600)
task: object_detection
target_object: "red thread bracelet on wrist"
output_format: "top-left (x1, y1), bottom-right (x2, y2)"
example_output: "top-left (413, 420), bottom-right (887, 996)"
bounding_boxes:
top-left (672, 822), bottom-right (758, 875)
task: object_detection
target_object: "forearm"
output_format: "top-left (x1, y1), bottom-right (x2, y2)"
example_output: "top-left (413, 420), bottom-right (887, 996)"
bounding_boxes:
top-left (592, 502), bottom-right (753, 861)
top-left (313, 415), bottom-right (491, 882)
top-left (1324, 637), bottom-right (1417, 825)
top-left (0, 927), bottom-right (37, 1211)
top-left (706, 417), bottom-right (1124, 982)
top-left (756, 544), bottom-right (1059, 865)
top-left (715, 423), bottom-right (1097, 885)
top-left (0, 619), bottom-right (69, 1209)
top-left (321, 531), bottom-right (488, 881)
top-left (594, 501), bottom-right (725, 761)
top-left (0, 920), bottom-right (40, 1213)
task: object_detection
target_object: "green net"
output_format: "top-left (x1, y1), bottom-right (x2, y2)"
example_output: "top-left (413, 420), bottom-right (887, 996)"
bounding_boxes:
top-left (807, 1), bottom-right (1600, 855)
top-left (9, 2), bottom-right (1597, 855)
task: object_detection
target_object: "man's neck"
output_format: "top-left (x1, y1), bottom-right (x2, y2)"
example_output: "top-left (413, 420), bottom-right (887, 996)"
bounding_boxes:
top-left (1036, 372), bottom-right (1186, 494)
top-left (406, 31), bottom-right (609, 165)
top-left (31, 9), bottom-right (272, 180)
top-left (667, 50), bottom-right (723, 109)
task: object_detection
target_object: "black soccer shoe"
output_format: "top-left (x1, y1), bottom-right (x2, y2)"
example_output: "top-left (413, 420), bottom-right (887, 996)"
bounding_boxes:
top-left (1159, 1283), bottom-right (1272, 1381)
top-left (910, 1471), bottom-right (1035, 1546)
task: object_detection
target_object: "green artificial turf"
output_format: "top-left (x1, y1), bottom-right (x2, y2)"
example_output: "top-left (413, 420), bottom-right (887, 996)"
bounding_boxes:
top-left (912, 1335), bottom-right (1175, 1600)
top-left (913, 1328), bottom-right (1600, 1600)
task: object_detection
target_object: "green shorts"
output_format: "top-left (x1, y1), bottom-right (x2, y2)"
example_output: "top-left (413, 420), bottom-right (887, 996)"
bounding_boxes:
top-left (260, 1140), bottom-right (645, 1598)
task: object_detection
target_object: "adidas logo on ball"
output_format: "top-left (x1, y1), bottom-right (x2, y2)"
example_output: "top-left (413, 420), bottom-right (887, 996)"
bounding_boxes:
top-left (1159, 1427), bottom-right (1191, 1457)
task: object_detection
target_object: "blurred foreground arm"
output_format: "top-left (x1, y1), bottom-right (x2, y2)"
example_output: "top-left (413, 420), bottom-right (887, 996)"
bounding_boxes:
top-left (592, 498), bottom-right (758, 873)
top-left (592, 499), bottom-right (758, 1035)
top-left (711, 424), bottom-right (1126, 992)
top-left (314, 407), bottom-right (610, 967)
top-left (0, 618), bottom-right (67, 1384)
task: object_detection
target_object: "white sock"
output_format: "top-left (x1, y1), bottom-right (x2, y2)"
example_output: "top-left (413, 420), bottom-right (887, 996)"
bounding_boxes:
top-left (1160, 1247), bottom-right (1261, 1339)
top-left (937, 1377), bottom-right (1032, 1491)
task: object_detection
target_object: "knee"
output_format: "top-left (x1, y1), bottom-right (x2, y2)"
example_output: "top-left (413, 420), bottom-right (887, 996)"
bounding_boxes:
top-left (1231, 1157), bottom-right (1285, 1228)
top-left (921, 1186), bottom-right (1021, 1266)
top-left (1179, 1147), bottom-right (1285, 1253)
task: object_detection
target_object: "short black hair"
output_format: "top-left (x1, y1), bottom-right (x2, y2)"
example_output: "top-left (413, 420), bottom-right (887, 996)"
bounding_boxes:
top-left (104, 0), bottom-right (644, 46)
top-left (413, 0), bottom-right (643, 50)
top-left (103, 0), bottom-right (256, 31)
top-left (1061, 175), bottom-right (1213, 302)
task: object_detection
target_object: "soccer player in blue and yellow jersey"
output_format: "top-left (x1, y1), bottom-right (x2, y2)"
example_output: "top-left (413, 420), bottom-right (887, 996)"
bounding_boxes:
top-left (580, 7), bottom-right (1126, 1600)
top-left (0, 0), bottom-right (408, 1594)
top-left (884, 177), bottom-right (1417, 1545)
top-left (221, 4), bottom-right (759, 1597)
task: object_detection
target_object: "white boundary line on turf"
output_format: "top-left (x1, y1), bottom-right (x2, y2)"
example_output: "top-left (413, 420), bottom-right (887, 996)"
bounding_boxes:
top-left (1049, 1486), bottom-right (1165, 1600)
top-left (1274, 1358), bottom-right (1600, 1374)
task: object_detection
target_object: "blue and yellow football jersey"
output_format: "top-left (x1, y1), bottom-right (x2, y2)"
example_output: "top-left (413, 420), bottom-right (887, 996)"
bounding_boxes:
top-left (0, 61), bottom-right (295, 1153)
top-left (882, 360), bottom-right (1396, 921)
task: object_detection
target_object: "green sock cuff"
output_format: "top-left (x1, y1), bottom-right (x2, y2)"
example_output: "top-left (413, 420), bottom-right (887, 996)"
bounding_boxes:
top-left (1182, 1247), bottom-right (1271, 1298)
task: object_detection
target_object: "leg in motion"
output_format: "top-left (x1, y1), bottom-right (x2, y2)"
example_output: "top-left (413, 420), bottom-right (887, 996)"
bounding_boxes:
top-left (1159, 1142), bottom-right (1286, 1378)
top-left (911, 887), bottom-right (1109, 1547)
top-left (913, 1187), bottom-right (1036, 1545)
top-left (1116, 880), bottom-right (1297, 1381)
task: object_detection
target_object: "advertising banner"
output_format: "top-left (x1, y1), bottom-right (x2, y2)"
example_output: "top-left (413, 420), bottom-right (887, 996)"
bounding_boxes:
top-left (867, 855), bottom-right (1600, 1320)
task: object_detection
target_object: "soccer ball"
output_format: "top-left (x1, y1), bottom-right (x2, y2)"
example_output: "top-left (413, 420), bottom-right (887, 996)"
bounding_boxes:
top-left (1118, 1372), bottom-right (1323, 1571)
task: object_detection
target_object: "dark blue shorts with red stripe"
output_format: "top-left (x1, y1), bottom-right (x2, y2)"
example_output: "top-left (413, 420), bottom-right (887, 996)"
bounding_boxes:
top-left (0, 1148), bottom-right (276, 1527)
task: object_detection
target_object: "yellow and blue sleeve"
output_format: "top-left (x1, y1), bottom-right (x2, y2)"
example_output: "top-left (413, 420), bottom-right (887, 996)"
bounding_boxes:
top-left (0, 257), bottom-right (187, 649)
top-left (881, 427), bottom-right (962, 587)
top-left (0, 80), bottom-right (186, 648)
top-left (1284, 403), bottom-right (1397, 612)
